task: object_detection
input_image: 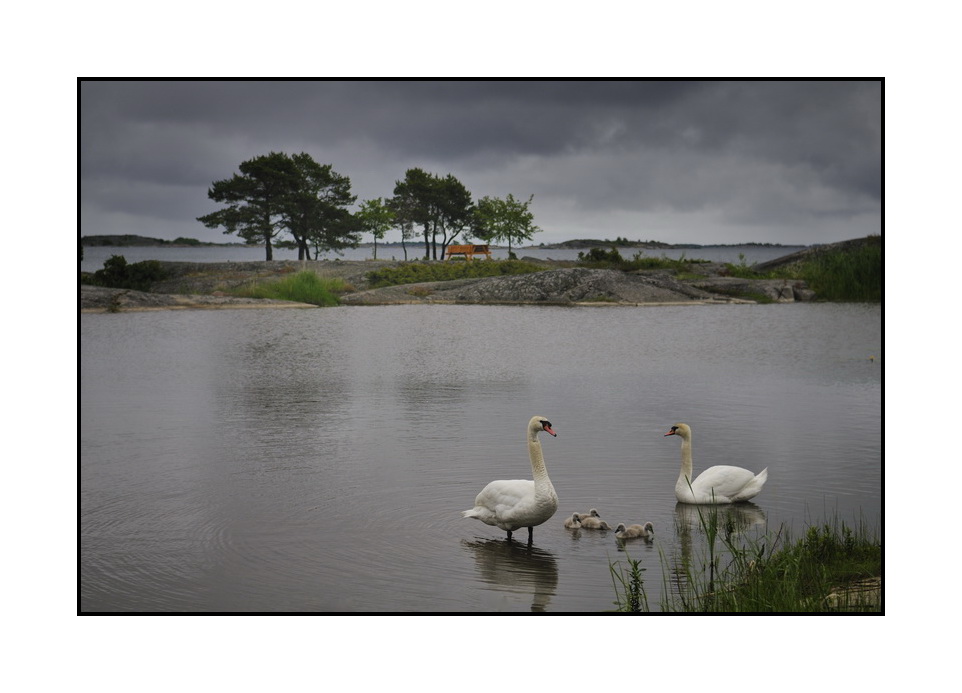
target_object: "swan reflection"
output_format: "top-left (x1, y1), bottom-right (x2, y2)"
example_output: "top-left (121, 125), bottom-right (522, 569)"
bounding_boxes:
top-left (461, 538), bottom-right (559, 612)
top-left (673, 501), bottom-right (767, 537)
top-left (666, 502), bottom-right (769, 601)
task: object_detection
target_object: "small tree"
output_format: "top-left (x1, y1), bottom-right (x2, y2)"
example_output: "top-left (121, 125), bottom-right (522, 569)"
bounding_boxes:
top-left (356, 198), bottom-right (395, 260)
top-left (473, 193), bottom-right (541, 257)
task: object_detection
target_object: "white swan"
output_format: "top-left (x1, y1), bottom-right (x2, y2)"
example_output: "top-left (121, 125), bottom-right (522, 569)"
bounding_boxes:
top-left (578, 516), bottom-right (613, 530)
top-left (575, 508), bottom-right (602, 521)
top-left (462, 416), bottom-right (559, 541)
top-left (563, 513), bottom-right (583, 529)
top-left (664, 423), bottom-right (768, 504)
top-left (615, 522), bottom-right (654, 539)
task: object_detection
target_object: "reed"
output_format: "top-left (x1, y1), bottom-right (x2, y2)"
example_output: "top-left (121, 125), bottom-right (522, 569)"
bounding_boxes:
top-left (799, 241), bottom-right (882, 302)
top-left (226, 271), bottom-right (350, 306)
top-left (609, 512), bottom-right (881, 613)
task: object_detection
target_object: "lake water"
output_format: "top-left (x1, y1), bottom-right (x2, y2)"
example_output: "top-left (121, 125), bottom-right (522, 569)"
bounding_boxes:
top-left (80, 301), bottom-right (882, 612)
top-left (80, 243), bottom-right (806, 273)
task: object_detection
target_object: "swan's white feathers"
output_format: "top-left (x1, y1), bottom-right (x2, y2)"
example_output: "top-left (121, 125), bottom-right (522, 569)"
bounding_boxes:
top-left (462, 416), bottom-right (559, 536)
top-left (667, 422), bottom-right (768, 504)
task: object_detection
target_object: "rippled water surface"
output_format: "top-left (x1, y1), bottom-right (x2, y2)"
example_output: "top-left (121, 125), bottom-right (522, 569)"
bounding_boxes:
top-left (80, 303), bottom-right (882, 612)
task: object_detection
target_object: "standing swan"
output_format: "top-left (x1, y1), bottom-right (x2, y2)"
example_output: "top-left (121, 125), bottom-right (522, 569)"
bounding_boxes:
top-left (664, 423), bottom-right (768, 504)
top-left (462, 416), bottom-right (559, 541)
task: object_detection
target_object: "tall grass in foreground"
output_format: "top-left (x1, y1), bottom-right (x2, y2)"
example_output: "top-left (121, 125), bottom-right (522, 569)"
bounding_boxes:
top-left (610, 513), bottom-right (881, 613)
top-left (226, 271), bottom-right (349, 306)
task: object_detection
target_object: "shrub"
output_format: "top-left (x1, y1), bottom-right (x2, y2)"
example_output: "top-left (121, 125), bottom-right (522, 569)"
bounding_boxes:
top-left (90, 255), bottom-right (169, 292)
top-left (365, 259), bottom-right (546, 288)
top-left (578, 247), bottom-right (707, 272)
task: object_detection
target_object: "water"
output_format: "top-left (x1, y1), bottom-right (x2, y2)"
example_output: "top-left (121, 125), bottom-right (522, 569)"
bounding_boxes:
top-left (80, 303), bottom-right (882, 612)
top-left (80, 243), bottom-right (806, 273)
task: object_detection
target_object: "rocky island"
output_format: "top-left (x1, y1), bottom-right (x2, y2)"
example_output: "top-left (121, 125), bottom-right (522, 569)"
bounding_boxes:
top-left (80, 252), bottom-right (818, 313)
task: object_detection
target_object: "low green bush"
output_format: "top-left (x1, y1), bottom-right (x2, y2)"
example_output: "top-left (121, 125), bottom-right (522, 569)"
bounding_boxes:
top-left (577, 247), bottom-right (708, 272)
top-left (89, 255), bottom-right (169, 292)
top-left (365, 259), bottom-right (546, 288)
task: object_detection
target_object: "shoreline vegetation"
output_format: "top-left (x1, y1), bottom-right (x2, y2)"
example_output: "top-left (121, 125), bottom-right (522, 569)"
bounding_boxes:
top-left (610, 513), bottom-right (881, 613)
top-left (80, 234), bottom-right (880, 312)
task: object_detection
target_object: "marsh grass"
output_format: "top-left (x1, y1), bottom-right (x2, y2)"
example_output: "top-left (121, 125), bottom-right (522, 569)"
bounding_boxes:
top-left (225, 271), bottom-right (350, 306)
top-left (609, 511), bottom-right (881, 613)
top-left (799, 240), bottom-right (882, 302)
top-left (723, 236), bottom-right (881, 302)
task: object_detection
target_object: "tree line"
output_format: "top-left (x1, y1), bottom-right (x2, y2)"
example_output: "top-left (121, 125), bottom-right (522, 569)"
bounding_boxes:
top-left (197, 151), bottom-right (541, 261)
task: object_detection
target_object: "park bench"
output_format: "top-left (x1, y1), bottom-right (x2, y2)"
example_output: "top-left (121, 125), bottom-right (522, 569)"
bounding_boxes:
top-left (444, 244), bottom-right (492, 261)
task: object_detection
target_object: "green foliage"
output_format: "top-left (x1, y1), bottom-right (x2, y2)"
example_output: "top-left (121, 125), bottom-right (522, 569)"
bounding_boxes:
top-left (609, 552), bottom-right (650, 612)
top-left (577, 246), bottom-right (625, 264)
top-left (472, 193), bottom-right (541, 254)
top-left (391, 168), bottom-right (475, 260)
top-left (577, 247), bottom-right (707, 272)
top-left (225, 271), bottom-right (349, 306)
top-left (365, 259), bottom-right (546, 288)
top-left (356, 198), bottom-right (396, 259)
top-left (197, 151), bottom-right (357, 261)
top-left (643, 512), bottom-right (881, 613)
top-left (90, 255), bottom-right (169, 291)
top-left (721, 237), bottom-right (882, 302)
top-left (799, 241), bottom-right (882, 302)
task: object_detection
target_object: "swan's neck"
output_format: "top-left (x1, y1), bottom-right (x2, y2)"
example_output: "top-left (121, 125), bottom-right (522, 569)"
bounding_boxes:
top-left (677, 436), bottom-right (694, 487)
top-left (528, 433), bottom-right (554, 496)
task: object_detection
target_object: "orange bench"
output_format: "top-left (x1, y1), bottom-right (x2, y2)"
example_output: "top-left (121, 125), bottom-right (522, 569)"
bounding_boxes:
top-left (445, 244), bottom-right (492, 261)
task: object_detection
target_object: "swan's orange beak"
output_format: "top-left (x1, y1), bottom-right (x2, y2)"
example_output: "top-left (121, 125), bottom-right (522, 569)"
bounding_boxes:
top-left (664, 429), bottom-right (676, 436)
top-left (543, 425), bottom-right (557, 437)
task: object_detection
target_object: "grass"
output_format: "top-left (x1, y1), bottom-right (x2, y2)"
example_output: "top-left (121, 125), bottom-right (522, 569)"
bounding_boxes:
top-left (609, 512), bottom-right (881, 613)
top-left (365, 259), bottom-right (546, 288)
top-left (224, 271), bottom-right (351, 306)
top-left (797, 240), bottom-right (882, 302)
top-left (723, 236), bottom-right (882, 302)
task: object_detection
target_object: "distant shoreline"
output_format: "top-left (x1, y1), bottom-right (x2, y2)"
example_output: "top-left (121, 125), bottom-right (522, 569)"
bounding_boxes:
top-left (80, 234), bottom-right (804, 251)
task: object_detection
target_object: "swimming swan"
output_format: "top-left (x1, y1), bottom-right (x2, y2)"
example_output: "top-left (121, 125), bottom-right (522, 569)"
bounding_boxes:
top-left (563, 513), bottom-right (583, 529)
top-left (462, 416), bottom-right (559, 541)
top-left (578, 516), bottom-right (613, 530)
top-left (664, 423), bottom-right (768, 504)
top-left (615, 522), bottom-right (654, 539)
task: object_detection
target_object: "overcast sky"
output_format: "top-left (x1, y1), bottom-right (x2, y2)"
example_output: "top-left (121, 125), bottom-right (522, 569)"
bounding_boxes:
top-left (80, 80), bottom-right (881, 247)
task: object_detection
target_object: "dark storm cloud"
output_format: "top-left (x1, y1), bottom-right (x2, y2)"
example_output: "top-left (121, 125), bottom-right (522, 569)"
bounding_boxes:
top-left (80, 80), bottom-right (881, 245)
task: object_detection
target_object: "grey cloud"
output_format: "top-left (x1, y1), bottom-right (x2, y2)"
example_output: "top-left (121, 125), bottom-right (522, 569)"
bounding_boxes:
top-left (79, 79), bottom-right (882, 245)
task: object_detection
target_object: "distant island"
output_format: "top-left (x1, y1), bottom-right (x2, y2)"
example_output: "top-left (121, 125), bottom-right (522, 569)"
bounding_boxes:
top-left (81, 234), bottom-right (248, 247)
top-left (81, 234), bottom-right (801, 250)
top-left (540, 238), bottom-right (796, 249)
